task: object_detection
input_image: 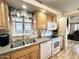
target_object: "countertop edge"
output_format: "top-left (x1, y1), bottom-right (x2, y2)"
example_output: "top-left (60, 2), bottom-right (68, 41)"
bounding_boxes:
top-left (0, 38), bottom-right (52, 55)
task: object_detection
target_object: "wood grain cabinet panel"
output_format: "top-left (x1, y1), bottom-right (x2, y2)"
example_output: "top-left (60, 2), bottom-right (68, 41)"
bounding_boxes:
top-left (0, 55), bottom-right (10, 59)
top-left (12, 55), bottom-right (29, 59)
top-left (35, 11), bottom-right (47, 29)
top-left (0, 0), bottom-right (9, 30)
top-left (33, 11), bottom-right (57, 30)
top-left (11, 44), bottom-right (40, 59)
top-left (0, 1), bottom-right (2, 27)
top-left (0, 1), bottom-right (3, 28)
top-left (0, 45), bottom-right (40, 59)
top-left (0, 11), bottom-right (3, 28)
top-left (29, 50), bottom-right (39, 59)
top-left (11, 48), bottom-right (29, 59)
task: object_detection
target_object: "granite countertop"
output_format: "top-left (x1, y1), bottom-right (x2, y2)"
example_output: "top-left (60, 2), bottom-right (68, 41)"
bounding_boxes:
top-left (0, 38), bottom-right (52, 55)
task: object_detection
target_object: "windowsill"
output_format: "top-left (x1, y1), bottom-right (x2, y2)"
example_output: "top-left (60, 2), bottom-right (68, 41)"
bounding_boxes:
top-left (12, 33), bottom-right (34, 37)
top-left (12, 33), bottom-right (24, 37)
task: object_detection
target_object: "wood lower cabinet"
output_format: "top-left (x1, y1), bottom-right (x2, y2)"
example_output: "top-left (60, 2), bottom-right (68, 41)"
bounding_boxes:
top-left (0, 54), bottom-right (10, 59)
top-left (11, 51), bottom-right (29, 59)
top-left (11, 44), bottom-right (40, 59)
top-left (29, 50), bottom-right (39, 59)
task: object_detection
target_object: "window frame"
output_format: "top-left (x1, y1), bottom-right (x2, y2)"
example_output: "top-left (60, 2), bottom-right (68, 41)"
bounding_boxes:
top-left (11, 16), bottom-right (32, 36)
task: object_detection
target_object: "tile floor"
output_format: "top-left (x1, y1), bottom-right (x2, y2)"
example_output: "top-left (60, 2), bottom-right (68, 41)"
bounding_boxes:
top-left (50, 40), bottom-right (79, 59)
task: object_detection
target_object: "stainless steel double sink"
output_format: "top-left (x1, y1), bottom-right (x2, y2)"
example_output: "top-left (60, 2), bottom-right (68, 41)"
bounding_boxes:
top-left (10, 39), bottom-right (36, 48)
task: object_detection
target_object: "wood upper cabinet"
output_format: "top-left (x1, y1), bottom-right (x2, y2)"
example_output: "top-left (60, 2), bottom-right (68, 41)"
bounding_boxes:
top-left (34, 11), bottom-right (47, 29)
top-left (33, 11), bottom-right (57, 30)
top-left (0, 1), bottom-right (3, 28)
top-left (0, 0), bottom-right (9, 30)
top-left (11, 44), bottom-right (40, 59)
top-left (47, 14), bottom-right (57, 22)
top-left (47, 15), bottom-right (53, 22)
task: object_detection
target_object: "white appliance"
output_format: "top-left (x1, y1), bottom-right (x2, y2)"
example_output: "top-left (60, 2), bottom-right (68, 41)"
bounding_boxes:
top-left (47, 22), bottom-right (57, 30)
top-left (42, 30), bottom-right (52, 37)
top-left (40, 40), bottom-right (52, 59)
top-left (52, 37), bottom-right (61, 56)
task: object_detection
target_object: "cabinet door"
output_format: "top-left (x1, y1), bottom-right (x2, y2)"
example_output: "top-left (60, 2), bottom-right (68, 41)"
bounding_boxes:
top-left (0, 55), bottom-right (10, 59)
top-left (11, 45), bottom-right (40, 59)
top-left (0, 2), bottom-right (3, 28)
top-left (36, 12), bottom-right (47, 29)
top-left (29, 50), bottom-right (39, 59)
top-left (14, 55), bottom-right (29, 59)
top-left (11, 53), bottom-right (29, 59)
top-left (0, 0), bottom-right (8, 30)
top-left (11, 49), bottom-right (29, 59)
top-left (11, 54), bottom-right (29, 59)
top-left (0, 0), bottom-right (6, 29)
top-left (4, 0), bottom-right (9, 30)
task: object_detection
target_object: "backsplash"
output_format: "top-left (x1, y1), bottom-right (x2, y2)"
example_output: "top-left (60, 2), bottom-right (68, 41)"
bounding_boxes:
top-left (11, 30), bottom-right (38, 42)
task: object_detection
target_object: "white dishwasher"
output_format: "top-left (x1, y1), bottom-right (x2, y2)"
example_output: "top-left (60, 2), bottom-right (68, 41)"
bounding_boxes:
top-left (40, 40), bottom-right (52, 59)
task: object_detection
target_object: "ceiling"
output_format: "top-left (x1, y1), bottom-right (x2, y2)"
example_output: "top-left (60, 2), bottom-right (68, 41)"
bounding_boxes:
top-left (8, 0), bottom-right (40, 12)
top-left (36, 0), bottom-right (79, 13)
top-left (8, 0), bottom-right (79, 15)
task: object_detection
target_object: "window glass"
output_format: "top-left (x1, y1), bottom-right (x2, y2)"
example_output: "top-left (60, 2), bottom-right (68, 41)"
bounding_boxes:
top-left (74, 24), bottom-right (79, 31)
top-left (12, 17), bottom-right (23, 22)
top-left (75, 24), bottom-right (78, 31)
top-left (24, 23), bottom-right (31, 31)
top-left (77, 24), bottom-right (79, 30)
top-left (15, 22), bottom-right (23, 33)
top-left (15, 17), bottom-right (23, 22)
top-left (11, 14), bottom-right (32, 35)
top-left (13, 22), bottom-right (16, 31)
top-left (11, 17), bottom-right (16, 21)
top-left (24, 18), bottom-right (32, 22)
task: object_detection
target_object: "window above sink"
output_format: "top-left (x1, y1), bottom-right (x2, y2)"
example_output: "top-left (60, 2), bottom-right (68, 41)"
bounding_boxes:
top-left (9, 7), bottom-right (33, 36)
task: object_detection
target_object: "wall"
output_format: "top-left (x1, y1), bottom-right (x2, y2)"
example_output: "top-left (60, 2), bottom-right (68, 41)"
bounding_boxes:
top-left (70, 17), bottom-right (79, 23)
top-left (69, 17), bottom-right (79, 33)
top-left (58, 17), bottom-right (67, 49)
